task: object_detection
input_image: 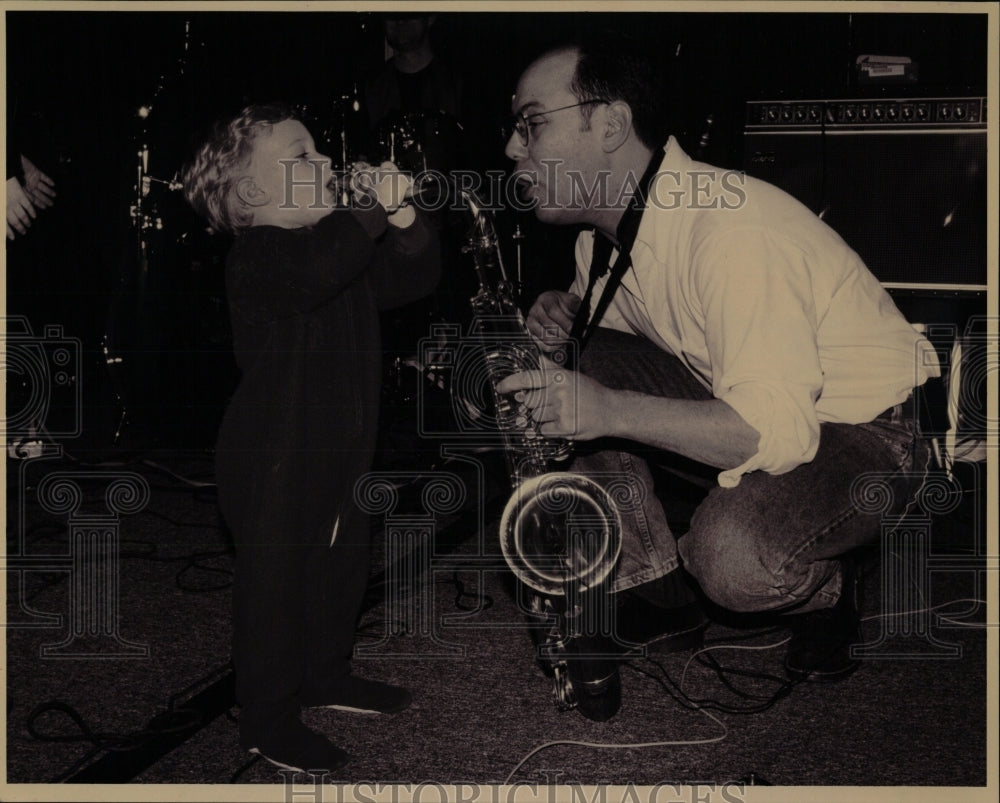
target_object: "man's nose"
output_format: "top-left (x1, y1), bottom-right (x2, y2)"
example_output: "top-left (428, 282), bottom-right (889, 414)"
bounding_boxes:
top-left (504, 132), bottom-right (527, 162)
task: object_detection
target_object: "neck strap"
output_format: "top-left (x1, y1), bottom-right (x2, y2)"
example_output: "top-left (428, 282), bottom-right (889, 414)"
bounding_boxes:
top-left (569, 150), bottom-right (663, 357)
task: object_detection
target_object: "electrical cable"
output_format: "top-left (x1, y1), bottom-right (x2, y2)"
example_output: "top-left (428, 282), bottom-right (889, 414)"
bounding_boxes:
top-left (18, 435), bottom-right (217, 490)
top-left (503, 591), bottom-right (988, 782)
top-left (27, 700), bottom-right (201, 782)
top-left (694, 650), bottom-right (790, 701)
top-left (503, 685), bottom-right (729, 784)
top-left (32, 661), bottom-right (234, 783)
top-left (440, 571), bottom-right (495, 612)
top-left (14, 531), bottom-right (234, 599)
top-left (862, 597), bottom-right (988, 628)
top-left (14, 455), bottom-right (232, 597)
top-left (141, 458), bottom-right (217, 489)
top-left (680, 636), bottom-right (791, 696)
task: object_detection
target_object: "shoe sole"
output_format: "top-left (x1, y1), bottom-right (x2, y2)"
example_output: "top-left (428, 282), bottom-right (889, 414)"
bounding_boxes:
top-left (618, 620), bottom-right (707, 653)
top-left (248, 747), bottom-right (349, 773)
top-left (306, 697), bottom-right (412, 715)
top-left (784, 659), bottom-right (861, 684)
top-left (249, 747), bottom-right (307, 773)
top-left (311, 703), bottom-right (393, 715)
top-left (248, 747), bottom-right (350, 773)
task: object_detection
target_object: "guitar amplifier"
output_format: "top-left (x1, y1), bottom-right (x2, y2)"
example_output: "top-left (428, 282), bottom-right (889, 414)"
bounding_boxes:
top-left (743, 97), bottom-right (987, 291)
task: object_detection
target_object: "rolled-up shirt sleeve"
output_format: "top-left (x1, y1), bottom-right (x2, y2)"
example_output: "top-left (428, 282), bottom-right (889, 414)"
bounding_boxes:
top-left (693, 228), bottom-right (825, 488)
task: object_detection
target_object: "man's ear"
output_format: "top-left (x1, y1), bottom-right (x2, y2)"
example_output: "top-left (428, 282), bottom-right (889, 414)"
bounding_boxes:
top-left (601, 101), bottom-right (633, 153)
top-left (235, 176), bottom-right (270, 208)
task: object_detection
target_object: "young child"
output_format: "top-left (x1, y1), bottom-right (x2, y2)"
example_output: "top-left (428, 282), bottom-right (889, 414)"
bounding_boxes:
top-left (183, 104), bottom-right (440, 772)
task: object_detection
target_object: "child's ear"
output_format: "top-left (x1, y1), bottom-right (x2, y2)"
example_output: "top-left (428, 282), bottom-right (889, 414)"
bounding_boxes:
top-left (235, 176), bottom-right (270, 208)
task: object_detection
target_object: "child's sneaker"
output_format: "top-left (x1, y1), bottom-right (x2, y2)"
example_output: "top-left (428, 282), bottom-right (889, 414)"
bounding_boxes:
top-left (299, 676), bottom-right (412, 714)
top-left (244, 716), bottom-right (349, 773)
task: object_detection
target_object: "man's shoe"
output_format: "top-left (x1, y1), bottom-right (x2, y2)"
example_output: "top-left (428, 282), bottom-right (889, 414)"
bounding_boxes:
top-left (299, 675), bottom-right (412, 714)
top-left (243, 716), bottom-right (349, 773)
top-left (615, 594), bottom-right (707, 653)
top-left (784, 561), bottom-right (861, 683)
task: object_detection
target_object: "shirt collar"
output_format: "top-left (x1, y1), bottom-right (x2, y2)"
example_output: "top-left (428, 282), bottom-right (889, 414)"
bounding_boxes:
top-left (632, 136), bottom-right (688, 254)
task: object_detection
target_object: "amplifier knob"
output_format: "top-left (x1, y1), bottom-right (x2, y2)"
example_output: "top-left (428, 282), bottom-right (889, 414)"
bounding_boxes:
top-left (901, 104), bottom-right (914, 120)
top-left (940, 103), bottom-right (952, 120)
top-left (887, 104), bottom-right (898, 120)
top-left (873, 104), bottom-right (884, 120)
top-left (954, 103), bottom-right (966, 119)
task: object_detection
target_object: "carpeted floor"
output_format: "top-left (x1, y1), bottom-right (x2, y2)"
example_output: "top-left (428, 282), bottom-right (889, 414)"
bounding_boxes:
top-left (4, 447), bottom-right (990, 794)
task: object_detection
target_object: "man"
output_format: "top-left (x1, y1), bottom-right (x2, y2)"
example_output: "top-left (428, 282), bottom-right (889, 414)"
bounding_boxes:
top-left (361, 13), bottom-right (469, 360)
top-left (363, 13), bottom-right (463, 173)
top-left (496, 39), bottom-right (937, 691)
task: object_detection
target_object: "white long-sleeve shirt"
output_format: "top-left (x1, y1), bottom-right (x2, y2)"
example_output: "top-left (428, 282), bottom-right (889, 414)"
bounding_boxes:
top-left (571, 138), bottom-right (939, 487)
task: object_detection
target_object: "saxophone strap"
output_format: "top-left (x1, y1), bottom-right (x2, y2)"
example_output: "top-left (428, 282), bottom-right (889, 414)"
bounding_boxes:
top-left (570, 151), bottom-right (663, 360)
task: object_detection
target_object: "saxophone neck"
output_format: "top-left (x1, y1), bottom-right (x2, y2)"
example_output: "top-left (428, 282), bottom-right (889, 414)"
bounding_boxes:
top-left (460, 187), bottom-right (516, 303)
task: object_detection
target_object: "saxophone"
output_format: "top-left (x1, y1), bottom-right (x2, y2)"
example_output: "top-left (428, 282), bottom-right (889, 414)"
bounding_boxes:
top-left (458, 189), bottom-right (623, 720)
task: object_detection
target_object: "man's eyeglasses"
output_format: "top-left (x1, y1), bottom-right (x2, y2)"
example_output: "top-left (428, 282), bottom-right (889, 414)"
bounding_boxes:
top-left (505, 100), bottom-right (610, 147)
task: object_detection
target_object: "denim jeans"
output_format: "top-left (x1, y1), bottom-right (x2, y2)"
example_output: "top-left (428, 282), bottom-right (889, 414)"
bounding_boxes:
top-left (573, 328), bottom-right (930, 614)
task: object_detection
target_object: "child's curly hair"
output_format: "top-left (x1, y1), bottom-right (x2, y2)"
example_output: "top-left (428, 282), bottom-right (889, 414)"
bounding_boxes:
top-left (182, 103), bottom-right (292, 235)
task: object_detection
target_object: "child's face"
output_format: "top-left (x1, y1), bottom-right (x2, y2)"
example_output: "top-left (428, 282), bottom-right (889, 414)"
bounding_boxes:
top-left (245, 119), bottom-right (335, 228)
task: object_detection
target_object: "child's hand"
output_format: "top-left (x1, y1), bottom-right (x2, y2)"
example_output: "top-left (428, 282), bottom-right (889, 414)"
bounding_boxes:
top-left (351, 161), bottom-right (413, 214)
top-left (386, 205), bottom-right (416, 229)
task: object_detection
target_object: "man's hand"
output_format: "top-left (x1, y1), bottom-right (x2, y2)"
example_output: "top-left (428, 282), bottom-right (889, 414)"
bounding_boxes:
top-left (7, 156), bottom-right (57, 240)
top-left (20, 155), bottom-right (56, 210)
top-left (7, 176), bottom-right (37, 240)
top-left (495, 356), bottom-right (616, 441)
top-left (526, 290), bottom-right (582, 353)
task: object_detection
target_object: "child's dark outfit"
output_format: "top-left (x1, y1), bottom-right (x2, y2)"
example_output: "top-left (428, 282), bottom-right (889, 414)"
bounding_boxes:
top-left (216, 204), bottom-right (440, 760)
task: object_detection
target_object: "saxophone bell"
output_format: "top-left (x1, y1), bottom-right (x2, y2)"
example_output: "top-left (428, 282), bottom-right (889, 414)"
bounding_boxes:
top-left (500, 471), bottom-right (621, 597)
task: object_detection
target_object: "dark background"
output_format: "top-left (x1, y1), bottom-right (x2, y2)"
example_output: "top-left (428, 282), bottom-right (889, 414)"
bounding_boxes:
top-left (5, 9), bottom-right (990, 451)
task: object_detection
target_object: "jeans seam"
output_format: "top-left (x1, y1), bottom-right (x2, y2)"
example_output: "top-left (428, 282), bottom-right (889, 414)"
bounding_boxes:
top-left (611, 451), bottom-right (678, 592)
top-left (774, 426), bottom-right (924, 600)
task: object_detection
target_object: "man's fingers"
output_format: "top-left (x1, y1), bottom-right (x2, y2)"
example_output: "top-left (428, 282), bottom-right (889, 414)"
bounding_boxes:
top-left (16, 197), bottom-right (37, 220)
top-left (557, 293), bottom-right (582, 319)
top-left (32, 179), bottom-right (56, 197)
top-left (540, 296), bottom-right (576, 332)
top-left (527, 316), bottom-right (568, 344)
top-left (27, 190), bottom-right (55, 209)
top-left (9, 203), bottom-right (33, 229)
top-left (495, 370), bottom-right (544, 395)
